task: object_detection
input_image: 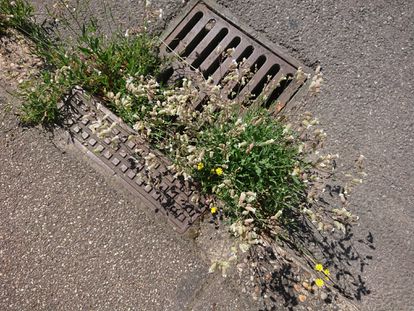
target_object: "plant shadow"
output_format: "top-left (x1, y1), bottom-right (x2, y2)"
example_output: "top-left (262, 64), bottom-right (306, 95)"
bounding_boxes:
top-left (252, 191), bottom-right (374, 310)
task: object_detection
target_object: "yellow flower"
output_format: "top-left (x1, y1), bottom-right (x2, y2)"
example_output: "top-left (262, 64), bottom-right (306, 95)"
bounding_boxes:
top-left (314, 263), bottom-right (323, 272)
top-left (210, 206), bottom-right (218, 214)
top-left (197, 162), bottom-right (204, 170)
top-left (215, 167), bottom-right (223, 176)
top-left (323, 268), bottom-right (330, 277)
top-left (315, 278), bottom-right (324, 288)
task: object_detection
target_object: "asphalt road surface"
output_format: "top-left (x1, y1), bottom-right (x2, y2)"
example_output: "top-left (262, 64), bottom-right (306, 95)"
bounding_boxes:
top-left (4, 0), bottom-right (414, 310)
top-left (212, 1), bottom-right (414, 310)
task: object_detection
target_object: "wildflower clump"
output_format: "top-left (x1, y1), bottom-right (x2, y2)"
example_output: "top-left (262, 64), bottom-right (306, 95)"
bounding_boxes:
top-left (313, 263), bottom-right (331, 289)
top-left (192, 110), bottom-right (305, 229)
top-left (197, 162), bottom-right (204, 171)
top-left (107, 60), bottom-right (308, 234)
top-left (315, 278), bottom-right (324, 288)
top-left (214, 167), bottom-right (223, 176)
top-left (314, 263), bottom-right (323, 272)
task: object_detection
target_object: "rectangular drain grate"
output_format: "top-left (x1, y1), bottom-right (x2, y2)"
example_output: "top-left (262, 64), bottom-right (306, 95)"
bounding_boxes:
top-left (61, 88), bottom-right (205, 233)
top-left (59, 1), bottom-right (311, 234)
top-left (160, 0), bottom-right (311, 111)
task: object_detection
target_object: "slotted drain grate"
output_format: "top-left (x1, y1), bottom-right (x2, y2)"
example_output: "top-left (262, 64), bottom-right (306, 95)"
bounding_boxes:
top-left (160, 0), bottom-right (310, 111)
top-left (61, 88), bottom-right (205, 233)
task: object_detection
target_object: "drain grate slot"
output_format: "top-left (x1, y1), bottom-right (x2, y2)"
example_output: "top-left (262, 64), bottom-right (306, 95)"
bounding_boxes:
top-left (201, 36), bottom-right (241, 78)
top-left (180, 18), bottom-right (216, 58)
top-left (263, 73), bottom-right (294, 108)
top-left (161, 1), bottom-right (310, 112)
top-left (229, 54), bottom-right (267, 99)
top-left (235, 45), bottom-right (255, 64)
top-left (191, 27), bottom-right (229, 69)
top-left (250, 64), bottom-right (280, 99)
top-left (168, 11), bottom-right (204, 51)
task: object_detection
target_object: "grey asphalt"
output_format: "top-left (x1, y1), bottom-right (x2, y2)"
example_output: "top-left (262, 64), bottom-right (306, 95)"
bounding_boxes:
top-left (0, 34), bottom-right (255, 310)
top-left (212, 1), bottom-right (414, 310)
top-left (0, 92), bottom-right (256, 310)
top-left (2, 0), bottom-right (414, 310)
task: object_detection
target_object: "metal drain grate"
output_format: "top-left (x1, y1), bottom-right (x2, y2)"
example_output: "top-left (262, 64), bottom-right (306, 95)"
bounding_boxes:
top-left (58, 1), bottom-right (311, 234)
top-left (60, 88), bottom-right (205, 233)
top-left (160, 0), bottom-right (310, 111)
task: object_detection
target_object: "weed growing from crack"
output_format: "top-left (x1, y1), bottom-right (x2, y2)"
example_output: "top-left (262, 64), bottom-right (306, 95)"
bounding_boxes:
top-left (1, 0), bottom-right (163, 124)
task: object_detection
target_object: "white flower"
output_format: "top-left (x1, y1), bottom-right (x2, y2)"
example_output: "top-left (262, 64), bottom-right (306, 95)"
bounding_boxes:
top-left (244, 204), bottom-right (256, 214)
top-left (282, 124), bottom-right (292, 135)
top-left (246, 192), bottom-right (257, 203)
top-left (238, 192), bottom-right (246, 206)
top-left (261, 139), bottom-right (275, 146)
top-left (291, 167), bottom-right (301, 176)
top-left (244, 219), bottom-right (254, 225)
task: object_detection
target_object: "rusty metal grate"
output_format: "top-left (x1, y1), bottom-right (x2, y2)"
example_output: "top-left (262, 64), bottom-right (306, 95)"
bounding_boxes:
top-left (160, 0), bottom-right (310, 111)
top-left (58, 1), bottom-right (311, 234)
top-left (61, 88), bottom-right (205, 233)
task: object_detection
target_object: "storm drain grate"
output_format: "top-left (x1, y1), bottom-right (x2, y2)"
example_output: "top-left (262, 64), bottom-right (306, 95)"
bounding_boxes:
top-left (60, 1), bottom-right (311, 233)
top-left (61, 88), bottom-right (205, 233)
top-left (160, 0), bottom-right (310, 111)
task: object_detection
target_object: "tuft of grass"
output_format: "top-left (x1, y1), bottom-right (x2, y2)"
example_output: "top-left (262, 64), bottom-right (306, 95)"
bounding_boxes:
top-left (9, 7), bottom-right (163, 125)
top-left (48, 21), bottom-right (162, 96)
top-left (193, 109), bottom-right (306, 228)
top-left (0, 0), bottom-right (34, 34)
top-left (0, 0), bottom-right (53, 51)
top-left (1, 0), bottom-right (163, 125)
top-left (19, 71), bottom-right (64, 124)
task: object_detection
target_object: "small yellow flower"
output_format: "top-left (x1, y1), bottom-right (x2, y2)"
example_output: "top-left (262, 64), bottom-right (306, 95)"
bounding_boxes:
top-left (315, 278), bottom-right (324, 288)
top-left (215, 167), bottom-right (223, 176)
top-left (197, 162), bottom-right (204, 170)
top-left (210, 206), bottom-right (218, 214)
top-left (314, 263), bottom-right (323, 272)
top-left (323, 268), bottom-right (330, 277)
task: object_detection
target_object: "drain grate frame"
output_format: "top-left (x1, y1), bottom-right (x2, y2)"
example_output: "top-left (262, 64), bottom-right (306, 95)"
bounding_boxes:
top-left (160, 0), bottom-right (312, 112)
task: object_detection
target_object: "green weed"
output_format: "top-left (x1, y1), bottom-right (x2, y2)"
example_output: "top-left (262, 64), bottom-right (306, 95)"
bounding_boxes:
top-left (0, 0), bottom-right (53, 53)
top-left (1, 0), bottom-right (162, 125)
top-left (0, 0), bottom-right (34, 34)
top-left (193, 110), bottom-right (305, 228)
top-left (20, 71), bottom-right (62, 124)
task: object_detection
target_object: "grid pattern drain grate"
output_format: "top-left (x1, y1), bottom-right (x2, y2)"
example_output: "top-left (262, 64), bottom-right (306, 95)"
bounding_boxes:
top-left (61, 88), bottom-right (205, 233)
top-left (160, 0), bottom-right (310, 111)
top-left (59, 1), bottom-right (311, 234)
